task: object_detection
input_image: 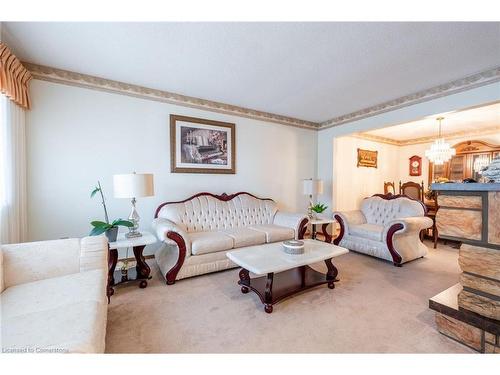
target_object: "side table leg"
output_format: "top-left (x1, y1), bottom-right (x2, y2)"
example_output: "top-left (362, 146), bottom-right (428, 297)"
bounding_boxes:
top-left (325, 258), bottom-right (338, 289)
top-left (312, 224), bottom-right (317, 240)
top-left (322, 223), bottom-right (333, 243)
top-left (107, 248), bottom-right (118, 302)
top-left (239, 268), bottom-right (250, 293)
top-left (134, 244), bottom-right (150, 288)
top-left (264, 272), bottom-right (274, 313)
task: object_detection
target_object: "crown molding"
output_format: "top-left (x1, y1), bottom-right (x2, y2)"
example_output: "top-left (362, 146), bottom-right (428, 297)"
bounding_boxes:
top-left (353, 125), bottom-right (500, 146)
top-left (24, 62), bottom-right (500, 133)
top-left (24, 62), bottom-right (319, 130)
top-left (319, 66), bottom-right (500, 129)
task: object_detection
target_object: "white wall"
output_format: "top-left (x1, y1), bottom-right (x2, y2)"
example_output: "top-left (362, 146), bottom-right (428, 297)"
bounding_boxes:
top-left (317, 82), bottom-right (500, 212)
top-left (26, 80), bottom-right (317, 255)
top-left (333, 136), bottom-right (399, 211)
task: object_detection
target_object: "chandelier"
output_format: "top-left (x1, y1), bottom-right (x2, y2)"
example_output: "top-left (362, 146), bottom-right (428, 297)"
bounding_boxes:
top-left (425, 117), bottom-right (456, 165)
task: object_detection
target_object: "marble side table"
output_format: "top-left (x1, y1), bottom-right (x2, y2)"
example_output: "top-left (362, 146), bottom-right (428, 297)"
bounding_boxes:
top-left (309, 217), bottom-right (336, 243)
top-left (107, 231), bottom-right (157, 301)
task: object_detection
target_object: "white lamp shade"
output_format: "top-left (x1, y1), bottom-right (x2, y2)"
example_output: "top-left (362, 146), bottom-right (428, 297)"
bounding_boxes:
top-left (113, 173), bottom-right (154, 198)
top-left (302, 179), bottom-right (323, 195)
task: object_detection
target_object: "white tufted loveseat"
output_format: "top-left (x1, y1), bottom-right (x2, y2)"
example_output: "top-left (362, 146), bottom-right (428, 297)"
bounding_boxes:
top-left (153, 192), bottom-right (309, 284)
top-left (333, 194), bottom-right (432, 266)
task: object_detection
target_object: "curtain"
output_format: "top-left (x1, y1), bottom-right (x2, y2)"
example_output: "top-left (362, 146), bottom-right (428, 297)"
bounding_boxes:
top-left (0, 95), bottom-right (28, 244)
top-left (0, 42), bottom-right (32, 109)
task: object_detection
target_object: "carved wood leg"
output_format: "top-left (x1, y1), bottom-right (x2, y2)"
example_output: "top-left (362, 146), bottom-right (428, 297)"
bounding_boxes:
top-left (386, 223), bottom-right (404, 265)
top-left (324, 258), bottom-right (338, 289)
top-left (298, 218), bottom-right (308, 240)
top-left (333, 215), bottom-right (345, 246)
top-left (239, 268), bottom-right (250, 293)
top-left (264, 272), bottom-right (274, 313)
top-left (165, 231), bottom-right (187, 285)
top-left (312, 224), bottom-right (317, 240)
top-left (133, 245), bottom-right (150, 289)
top-left (321, 223), bottom-right (333, 243)
top-left (107, 248), bottom-right (118, 302)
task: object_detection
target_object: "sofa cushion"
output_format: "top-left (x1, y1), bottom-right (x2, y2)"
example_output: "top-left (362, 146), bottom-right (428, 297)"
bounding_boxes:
top-left (349, 223), bottom-right (384, 242)
top-left (190, 231), bottom-right (234, 255)
top-left (1, 269), bottom-right (107, 319)
top-left (221, 228), bottom-right (266, 248)
top-left (1, 300), bottom-right (107, 353)
top-left (248, 224), bottom-right (294, 243)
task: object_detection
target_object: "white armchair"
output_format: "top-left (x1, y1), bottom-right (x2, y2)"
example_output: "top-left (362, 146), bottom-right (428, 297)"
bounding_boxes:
top-left (1, 236), bottom-right (108, 353)
top-left (333, 194), bottom-right (432, 266)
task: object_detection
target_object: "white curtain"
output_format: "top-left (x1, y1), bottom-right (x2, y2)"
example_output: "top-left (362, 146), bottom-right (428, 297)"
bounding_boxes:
top-left (0, 95), bottom-right (28, 244)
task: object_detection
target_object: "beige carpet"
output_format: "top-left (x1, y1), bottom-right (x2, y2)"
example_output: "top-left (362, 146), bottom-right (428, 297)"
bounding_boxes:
top-left (105, 241), bottom-right (473, 353)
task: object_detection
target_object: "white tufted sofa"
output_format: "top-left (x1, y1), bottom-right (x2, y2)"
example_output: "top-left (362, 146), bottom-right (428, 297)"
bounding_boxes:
top-left (153, 192), bottom-right (309, 284)
top-left (333, 194), bottom-right (432, 266)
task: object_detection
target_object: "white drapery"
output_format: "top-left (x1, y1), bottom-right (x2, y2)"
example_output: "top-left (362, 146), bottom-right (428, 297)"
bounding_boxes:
top-left (0, 95), bottom-right (28, 244)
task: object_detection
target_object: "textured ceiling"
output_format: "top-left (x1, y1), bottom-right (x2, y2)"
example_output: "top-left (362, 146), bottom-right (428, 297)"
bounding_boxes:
top-left (3, 22), bottom-right (500, 123)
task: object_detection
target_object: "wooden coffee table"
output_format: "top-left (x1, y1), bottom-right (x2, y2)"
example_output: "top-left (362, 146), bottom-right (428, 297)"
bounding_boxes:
top-left (226, 239), bottom-right (349, 313)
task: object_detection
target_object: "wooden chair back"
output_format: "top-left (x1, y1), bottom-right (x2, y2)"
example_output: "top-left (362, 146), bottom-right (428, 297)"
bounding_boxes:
top-left (383, 181), bottom-right (396, 195)
top-left (399, 181), bottom-right (424, 201)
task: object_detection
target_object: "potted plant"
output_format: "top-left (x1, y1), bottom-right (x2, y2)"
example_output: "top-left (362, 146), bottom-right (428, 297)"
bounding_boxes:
top-left (310, 202), bottom-right (328, 219)
top-left (89, 181), bottom-right (133, 242)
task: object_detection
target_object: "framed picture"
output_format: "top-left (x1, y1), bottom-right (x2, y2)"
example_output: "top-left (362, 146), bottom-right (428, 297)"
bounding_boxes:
top-left (170, 114), bottom-right (236, 174)
top-left (357, 148), bottom-right (378, 168)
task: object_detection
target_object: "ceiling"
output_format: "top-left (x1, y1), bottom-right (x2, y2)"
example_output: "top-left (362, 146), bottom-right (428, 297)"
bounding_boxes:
top-left (3, 22), bottom-right (500, 123)
top-left (357, 102), bottom-right (500, 144)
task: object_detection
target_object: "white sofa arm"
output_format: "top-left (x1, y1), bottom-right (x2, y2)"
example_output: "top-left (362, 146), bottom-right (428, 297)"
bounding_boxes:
top-left (383, 216), bottom-right (433, 240)
top-left (79, 236), bottom-right (108, 272)
top-left (152, 217), bottom-right (192, 255)
top-left (273, 212), bottom-right (309, 239)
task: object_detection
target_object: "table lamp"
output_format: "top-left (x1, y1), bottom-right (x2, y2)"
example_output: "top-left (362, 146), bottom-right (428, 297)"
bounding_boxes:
top-left (303, 178), bottom-right (324, 218)
top-left (113, 172), bottom-right (154, 238)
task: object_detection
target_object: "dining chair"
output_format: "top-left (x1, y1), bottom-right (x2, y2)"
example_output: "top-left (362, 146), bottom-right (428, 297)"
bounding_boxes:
top-left (383, 181), bottom-right (396, 195)
top-left (399, 181), bottom-right (424, 201)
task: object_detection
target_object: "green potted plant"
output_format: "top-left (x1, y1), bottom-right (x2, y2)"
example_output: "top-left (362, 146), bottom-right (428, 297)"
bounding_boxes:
top-left (89, 181), bottom-right (133, 242)
top-left (310, 202), bottom-right (328, 219)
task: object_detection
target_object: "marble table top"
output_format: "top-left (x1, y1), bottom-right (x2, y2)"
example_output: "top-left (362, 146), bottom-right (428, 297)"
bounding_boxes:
top-left (109, 231), bottom-right (157, 250)
top-left (226, 239), bottom-right (349, 276)
top-left (309, 217), bottom-right (336, 225)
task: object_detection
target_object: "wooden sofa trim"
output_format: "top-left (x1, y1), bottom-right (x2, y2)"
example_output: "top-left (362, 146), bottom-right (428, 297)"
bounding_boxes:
top-left (154, 191), bottom-right (274, 218)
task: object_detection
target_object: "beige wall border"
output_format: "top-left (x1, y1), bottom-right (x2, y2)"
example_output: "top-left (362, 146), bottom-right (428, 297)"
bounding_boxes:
top-left (24, 62), bottom-right (319, 130)
top-left (25, 62), bottom-right (500, 131)
top-left (320, 66), bottom-right (500, 129)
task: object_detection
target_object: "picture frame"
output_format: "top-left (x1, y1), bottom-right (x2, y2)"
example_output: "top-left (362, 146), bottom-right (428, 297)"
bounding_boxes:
top-left (357, 148), bottom-right (378, 168)
top-left (170, 114), bottom-right (236, 174)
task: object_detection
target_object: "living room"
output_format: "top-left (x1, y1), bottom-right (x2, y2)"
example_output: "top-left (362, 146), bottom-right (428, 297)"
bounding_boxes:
top-left (1, 2), bottom-right (499, 373)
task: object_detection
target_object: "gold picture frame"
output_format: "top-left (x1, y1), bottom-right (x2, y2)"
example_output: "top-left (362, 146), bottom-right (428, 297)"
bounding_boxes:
top-left (170, 114), bottom-right (236, 174)
top-left (357, 148), bottom-right (378, 168)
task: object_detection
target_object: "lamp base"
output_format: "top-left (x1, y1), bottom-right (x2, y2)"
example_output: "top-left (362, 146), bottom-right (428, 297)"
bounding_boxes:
top-left (125, 230), bottom-right (142, 238)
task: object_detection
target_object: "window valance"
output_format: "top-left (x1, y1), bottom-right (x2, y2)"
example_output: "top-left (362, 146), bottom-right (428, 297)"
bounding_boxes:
top-left (0, 42), bottom-right (32, 110)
